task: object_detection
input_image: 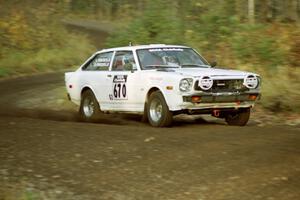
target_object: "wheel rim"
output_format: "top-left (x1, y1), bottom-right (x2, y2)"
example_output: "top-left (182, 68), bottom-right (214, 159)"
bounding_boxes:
top-left (149, 98), bottom-right (163, 122)
top-left (83, 96), bottom-right (95, 118)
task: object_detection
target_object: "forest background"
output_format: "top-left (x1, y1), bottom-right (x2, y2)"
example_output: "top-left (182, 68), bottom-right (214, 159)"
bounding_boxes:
top-left (0, 0), bottom-right (299, 112)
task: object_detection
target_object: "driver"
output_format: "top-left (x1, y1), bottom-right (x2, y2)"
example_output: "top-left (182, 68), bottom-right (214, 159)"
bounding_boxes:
top-left (162, 55), bottom-right (180, 67)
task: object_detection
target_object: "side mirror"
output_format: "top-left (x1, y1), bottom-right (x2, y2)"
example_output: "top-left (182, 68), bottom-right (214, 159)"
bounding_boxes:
top-left (210, 61), bottom-right (217, 68)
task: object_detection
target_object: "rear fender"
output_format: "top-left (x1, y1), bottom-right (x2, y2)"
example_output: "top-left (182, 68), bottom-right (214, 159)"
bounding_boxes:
top-left (80, 85), bottom-right (101, 109)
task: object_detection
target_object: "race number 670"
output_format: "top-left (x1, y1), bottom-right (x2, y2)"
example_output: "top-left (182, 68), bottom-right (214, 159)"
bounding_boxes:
top-left (113, 83), bottom-right (126, 99)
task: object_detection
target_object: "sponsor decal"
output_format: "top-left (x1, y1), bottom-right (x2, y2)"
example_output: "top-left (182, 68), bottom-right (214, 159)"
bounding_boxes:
top-left (94, 57), bottom-right (111, 67)
top-left (149, 48), bottom-right (183, 52)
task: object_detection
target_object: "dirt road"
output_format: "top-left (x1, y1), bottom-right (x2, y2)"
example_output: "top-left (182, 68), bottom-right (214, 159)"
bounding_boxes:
top-left (0, 73), bottom-right (299, 200)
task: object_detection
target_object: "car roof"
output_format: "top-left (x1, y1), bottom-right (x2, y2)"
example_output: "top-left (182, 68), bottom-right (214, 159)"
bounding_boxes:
top-left (96, 44), bottom-right (190, 54)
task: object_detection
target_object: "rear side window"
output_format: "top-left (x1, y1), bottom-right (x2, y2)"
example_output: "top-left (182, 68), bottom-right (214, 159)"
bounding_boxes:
top-left (83, 52), bottom-right (113, 71)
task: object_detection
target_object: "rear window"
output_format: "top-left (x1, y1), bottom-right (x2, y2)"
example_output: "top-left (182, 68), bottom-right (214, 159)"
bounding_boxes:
top-left (83, 52), bottom-right (113, 71)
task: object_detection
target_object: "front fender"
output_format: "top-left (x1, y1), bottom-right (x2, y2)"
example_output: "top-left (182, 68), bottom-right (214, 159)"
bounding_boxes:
top-left (145, 85), bottom-right (182, 111)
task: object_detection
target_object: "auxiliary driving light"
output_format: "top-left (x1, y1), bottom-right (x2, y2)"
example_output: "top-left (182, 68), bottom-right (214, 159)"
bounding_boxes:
top-left (199, 76), bottom-right (213, 90)
top-left (192, 96), bottom-right (201, 103)
top-left (248, 94), bottom-right (257, 101)
top-left (244, 74), bottom-right (258, 89)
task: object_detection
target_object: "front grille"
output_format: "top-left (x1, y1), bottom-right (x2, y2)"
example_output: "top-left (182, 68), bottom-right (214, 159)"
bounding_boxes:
top-left (194, 79), bottom-right (248, 92)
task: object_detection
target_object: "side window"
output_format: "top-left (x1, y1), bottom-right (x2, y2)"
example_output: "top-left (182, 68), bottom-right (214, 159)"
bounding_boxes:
top-left (112, 51), bottom-right (136, 71)
top-left (83, 52), bottom-right (113, 71)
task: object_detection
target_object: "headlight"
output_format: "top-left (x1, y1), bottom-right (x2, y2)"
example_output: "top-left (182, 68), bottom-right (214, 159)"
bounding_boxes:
top-left (244, 74), bottom-right (259, 89)
top-left (179, 78), bottom-right (193, 92)
top-left (198, 76), bottom-right (213, 90)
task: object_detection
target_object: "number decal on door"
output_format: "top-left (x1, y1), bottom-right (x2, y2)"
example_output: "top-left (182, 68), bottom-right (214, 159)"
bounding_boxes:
top-left (113, 83), bottom-right (126, 98)
top-left (112, 75), bottom-right (127, 100)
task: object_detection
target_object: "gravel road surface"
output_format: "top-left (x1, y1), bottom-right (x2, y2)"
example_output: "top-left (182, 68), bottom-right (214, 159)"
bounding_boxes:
top-left (0, 73), bottom-right (299, 200)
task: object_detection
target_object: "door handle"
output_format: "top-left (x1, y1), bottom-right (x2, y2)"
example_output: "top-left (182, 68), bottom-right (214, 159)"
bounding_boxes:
top-left (107, 74), bottom-right (112, 78)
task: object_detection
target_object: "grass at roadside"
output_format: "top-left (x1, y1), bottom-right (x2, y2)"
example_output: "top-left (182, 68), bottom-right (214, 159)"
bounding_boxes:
top-left (0, 33), bottom-right (95, 78)
top-left (0, 180), bottom-right (79, 200)
top-left (0, 5), bottom-right (97, 78)
top-left (237, 65), bottom-right (300, 112)
top-left (260, 68), bottom-right (300, 112)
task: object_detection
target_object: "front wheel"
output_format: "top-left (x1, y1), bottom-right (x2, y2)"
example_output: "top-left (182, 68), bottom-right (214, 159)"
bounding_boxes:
top-left (79, 90), bottom-right (101, 122)
top-left (225, 108), bottom-right (251, 126)
top-left (147, 91), bottom-right (173, 127)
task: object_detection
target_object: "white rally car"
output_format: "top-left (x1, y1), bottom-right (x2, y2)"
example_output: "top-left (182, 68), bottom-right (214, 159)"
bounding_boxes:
top-left (65, 44), bottom-right (261, 127)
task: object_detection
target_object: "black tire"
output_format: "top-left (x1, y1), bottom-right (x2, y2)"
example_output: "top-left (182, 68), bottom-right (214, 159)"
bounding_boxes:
top-left (141, 103), bottom-right (148, 123)
top-left (225, 108), bottom-right (251, 126)
top-left (147, 91), bottom-right (173, 127)
top-left (79, 90), bottom-right (101, 122)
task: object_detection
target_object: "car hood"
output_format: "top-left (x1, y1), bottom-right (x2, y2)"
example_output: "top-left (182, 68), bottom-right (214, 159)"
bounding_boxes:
top-left (169, 67), bottom-right (256, 78)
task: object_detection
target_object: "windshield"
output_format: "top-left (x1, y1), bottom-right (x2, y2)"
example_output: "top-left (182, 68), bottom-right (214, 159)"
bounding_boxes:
top-left (137, 48), bottom-right (209, 70)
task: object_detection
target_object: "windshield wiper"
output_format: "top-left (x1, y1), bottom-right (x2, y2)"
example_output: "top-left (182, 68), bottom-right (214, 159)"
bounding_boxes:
top-left (181, 64), bottom-right (209, 68)
top-left (144, 65), bottom-right (180, 69)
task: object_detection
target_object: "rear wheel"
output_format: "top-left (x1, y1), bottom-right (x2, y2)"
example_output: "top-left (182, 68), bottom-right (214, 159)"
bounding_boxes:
top-left (79, 90), bottom-right (101, 122)
top-left (147, 91), bottom-right (173, 127)
top-left (225, 108), bottom-right (251, 126)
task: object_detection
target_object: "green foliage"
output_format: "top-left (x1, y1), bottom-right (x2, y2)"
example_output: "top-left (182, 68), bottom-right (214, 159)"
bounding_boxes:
top-left (106, 2), bottom-right (289, 68)
top-left (71, 0), bottom-right (96, 13)
top-left (0, 4), bottom-right (96, 77)
top-left (231, 24), bottom-right (285, 67)
top-left (0, 67), bottom-right (9, 77)
top-left (104, 0), bottom-right (300, 113)
top-left (23, 191), bottom-right (37, 200)
top-left (186, 13), bottom-right (240, 58)
top-left (106, 0), bottom-right (184, 47)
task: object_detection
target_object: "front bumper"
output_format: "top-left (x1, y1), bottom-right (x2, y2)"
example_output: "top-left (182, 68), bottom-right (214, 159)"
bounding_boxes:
top-left (180, 92), bottom-right (259, 110)
top-left (179, 101), bottom-right (255, 110)
top-left (183, 92), bottom-right (260, 102)
top-left (166, 90), bottom-right (260, 111)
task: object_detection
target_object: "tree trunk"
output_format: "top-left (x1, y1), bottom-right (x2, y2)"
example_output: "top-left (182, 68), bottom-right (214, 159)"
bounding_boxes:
top-left (298, 0), bottom-right (300, 19)
top-left (248, 0), bottom-right (255, 23)
top-left (259, 0), bottom-right (273, 22)
top-left (289, 0), bottom-right (299, 22)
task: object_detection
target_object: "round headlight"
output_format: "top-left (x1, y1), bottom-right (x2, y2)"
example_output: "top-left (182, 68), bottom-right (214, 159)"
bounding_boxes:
top-left (199, 76), bottom-right (213, 90)
top-left (179, 78), bottom-right (193, 92)
top-left (244, 74), bottom-right (258, 89)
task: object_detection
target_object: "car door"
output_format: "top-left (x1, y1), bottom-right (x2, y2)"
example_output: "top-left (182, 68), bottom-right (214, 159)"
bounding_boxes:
top-left (107, 50), bottom-right (143, 112)
top-left (80, 51), bottom-right (114, 111)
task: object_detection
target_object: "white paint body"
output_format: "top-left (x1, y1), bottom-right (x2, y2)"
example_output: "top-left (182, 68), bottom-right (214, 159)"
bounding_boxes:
top-left (65, 45), bottom-right (261, 114)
